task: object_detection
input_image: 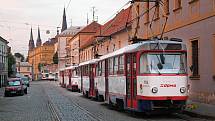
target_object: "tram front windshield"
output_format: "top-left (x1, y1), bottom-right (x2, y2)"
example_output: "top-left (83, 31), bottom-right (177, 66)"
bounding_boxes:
top-left (140, 53), bottom-right (187, 74)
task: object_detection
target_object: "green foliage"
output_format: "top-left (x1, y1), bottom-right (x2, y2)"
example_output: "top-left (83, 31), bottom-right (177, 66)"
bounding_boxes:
top-left (53, 52), bottom-right (58, 64)
top-left (38, 63), bottom-right (43, 72)
top-left (8, 53), bottom-right (16, 77)
top-left (14, 53), bottom-right (25, 62)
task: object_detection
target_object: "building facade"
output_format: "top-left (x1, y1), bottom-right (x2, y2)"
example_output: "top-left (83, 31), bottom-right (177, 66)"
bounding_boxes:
top-left (57, 26), bottom-right (83, 70)
top-left (28, 44), bottom-right (55, 80)
top-left (28, 27), bottom-right (56, 80)
top-left (0, 36), bottom-right (8, 87)
top-left (79, 6), bottom-right (132, 63)
top-left (16, 62), bottom-right (32, 79)
top-left (69, 21), bottom-right (101, 64)
top-left (132, 0), bottom-right (215, 105)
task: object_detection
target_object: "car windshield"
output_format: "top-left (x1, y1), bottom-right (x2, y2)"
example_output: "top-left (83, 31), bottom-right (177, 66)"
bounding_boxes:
top-left (8, 80), bottom-right (21, 86)
top-left (140, 52), bottom-right (187, 74)
top-left (22, 78), bottom-right (29, 82)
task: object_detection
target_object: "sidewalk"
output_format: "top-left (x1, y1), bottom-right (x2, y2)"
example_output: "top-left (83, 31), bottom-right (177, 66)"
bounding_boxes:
top-left (185, 100), bottom-right (215, 119)
top-left (0, 87), bottom-right (4, 98)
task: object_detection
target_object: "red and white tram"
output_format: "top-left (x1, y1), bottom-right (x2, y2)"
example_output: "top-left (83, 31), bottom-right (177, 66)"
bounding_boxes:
top-left (60, 38), bottom-right (188, 113)
top-left (95, 39), bottom-right (188, 112)
top-left (60, 66), bottom-right (81, 92)
top-left (59, 68), bottom-right (66, 88)
top-left (79, 59), bottom-right (99, 98)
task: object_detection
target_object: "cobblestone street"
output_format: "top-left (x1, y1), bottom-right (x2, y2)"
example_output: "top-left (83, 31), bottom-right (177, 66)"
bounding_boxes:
top-left (0, 81), bottom-right (214, 121)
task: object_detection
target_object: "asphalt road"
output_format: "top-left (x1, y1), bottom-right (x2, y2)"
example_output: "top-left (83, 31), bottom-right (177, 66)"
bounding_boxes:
top-left (0, 81), bottom-right (213, 121)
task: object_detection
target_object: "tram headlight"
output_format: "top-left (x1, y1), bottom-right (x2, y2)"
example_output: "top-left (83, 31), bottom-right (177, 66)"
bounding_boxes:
top-left (180, 87), bottom-right (186, 93)
top-left (152, 87), bottom-right (158, 93)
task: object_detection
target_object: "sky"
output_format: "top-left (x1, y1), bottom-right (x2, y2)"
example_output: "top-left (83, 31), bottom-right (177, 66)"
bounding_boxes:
top-left (0, 0), bottom-right (130, 56)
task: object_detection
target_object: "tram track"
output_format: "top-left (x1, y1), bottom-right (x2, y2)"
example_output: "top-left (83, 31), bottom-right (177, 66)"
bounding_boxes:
top-left (47, 82), bottom-right (213, 121)
top-left (57, 85), bottom-right (104, 121)
top-left (41, 85), bottom-right (62, 121)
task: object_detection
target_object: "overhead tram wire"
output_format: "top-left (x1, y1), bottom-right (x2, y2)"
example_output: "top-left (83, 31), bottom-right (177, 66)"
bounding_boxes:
top-left (102, 1), bottom-right (131, 25)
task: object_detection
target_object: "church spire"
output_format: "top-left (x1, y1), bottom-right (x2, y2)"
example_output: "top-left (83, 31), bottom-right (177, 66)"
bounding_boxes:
top-left (28, 27), bottom-right (35, 51)
top-left (36, 26), bottom-right (42, 47)
top-left (61, 7), bottom-right (67, 32)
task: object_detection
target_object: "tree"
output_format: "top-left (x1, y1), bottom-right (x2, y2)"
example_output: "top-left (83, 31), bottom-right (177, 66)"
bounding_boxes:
top-left (8, 53), bottom-right (16, 77)
top-left (38, 63), bottom-right (43, 72)
top-left (14, 53), bottom-right (25, 62)
top-left (53, 52), bottom-right (58, 64)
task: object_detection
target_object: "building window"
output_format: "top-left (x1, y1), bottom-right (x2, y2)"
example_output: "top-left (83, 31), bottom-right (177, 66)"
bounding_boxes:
top-left (155, 3), bottom-right (160, 20)
top-left (174, 0), bottom-right (182, 11)
top-left (27, 67), bottom-right (30, 71)
top-left (189, 0), bottom-right (200, 18)
top-left (164, 0), bottom-right (170, 15)
top-left (190, 40), bottom-right (199, 77)
top-left (213, 35), bottom-right (215, 78)
top-left (144, 2), bottom-right (150, 23)
top-left (213, 0), bottom-right (215, 11)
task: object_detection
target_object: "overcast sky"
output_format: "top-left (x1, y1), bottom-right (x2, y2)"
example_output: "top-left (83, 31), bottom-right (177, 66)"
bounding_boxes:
top-left (0, 0), bottom-right (130, 56)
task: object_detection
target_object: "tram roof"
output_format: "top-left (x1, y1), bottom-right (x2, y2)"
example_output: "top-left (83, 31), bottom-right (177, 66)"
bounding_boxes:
top-left (98, 40), bottom-right (186, 60)
top-left (79, 59), bottom-right (100, 66)
top-left (65, 65), bottom-right (78, 70)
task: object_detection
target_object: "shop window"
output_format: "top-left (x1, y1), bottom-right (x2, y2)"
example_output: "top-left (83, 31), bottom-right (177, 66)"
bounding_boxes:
top-left (190, 40), bottom-right (199, 77)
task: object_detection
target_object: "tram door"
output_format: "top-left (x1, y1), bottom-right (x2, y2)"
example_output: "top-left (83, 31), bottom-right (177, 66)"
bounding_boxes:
top-left (89, 64), bottom-right (95, 97)
top-left (126, 53), bottom-right (137, 109)
top-left (69, 69), bottom-right (72, 85)
top-left (105, 59), bottom-right (109, 100)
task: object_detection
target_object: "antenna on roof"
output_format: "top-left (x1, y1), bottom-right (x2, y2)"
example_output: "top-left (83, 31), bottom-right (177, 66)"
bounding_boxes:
top-left (91, 6), bottom-right (97, 22)
top-left (87, 13), bottom-right (89, 25)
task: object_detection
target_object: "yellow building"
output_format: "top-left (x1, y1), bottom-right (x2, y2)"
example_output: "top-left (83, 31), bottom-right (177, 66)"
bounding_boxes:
top-left (28, 27), bottom-right (55, 80)
top-left (28, 44), bottom-right (55, 80)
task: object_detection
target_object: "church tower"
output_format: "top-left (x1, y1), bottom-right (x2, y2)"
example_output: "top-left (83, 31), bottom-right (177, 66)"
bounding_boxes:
top-left (28, 27), bottom-right (35, 51)
top-left (61, 7), bottom-right (67, 32)
top-left (36, 27), bottom-right (42, 47)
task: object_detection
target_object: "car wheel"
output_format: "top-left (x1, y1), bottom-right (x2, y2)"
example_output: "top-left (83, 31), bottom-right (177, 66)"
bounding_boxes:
top-left (20, 90), bottom-right (24, 96)
top-left (4, 92), bottom-right (8, 97)
top-left (24, 88), bottom-right (27, 94)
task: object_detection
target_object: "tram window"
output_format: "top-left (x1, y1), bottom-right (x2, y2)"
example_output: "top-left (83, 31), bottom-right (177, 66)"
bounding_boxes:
top-left (127, 56), bottom-right (131, 74)
top-left (133, 78), bottom-right (137, 98)
top-left (100, 62), bottom-right (102, 76)
top-left (133, 54), bottom-right (137, 76)
top-left (114, 57), bottom-right (118, 75)
top-left (118, 55), bottom-right (124, 74)
top-left (139, 54), bottom-right (150, 74)
top-left (102, 61), bottom-right (105, 76)
top-left (109, 58), bottom-right (113, 75)
top-left (97, 62), bottom-right (102, 76)
top-left (127, 78), bottom-right (131, 98)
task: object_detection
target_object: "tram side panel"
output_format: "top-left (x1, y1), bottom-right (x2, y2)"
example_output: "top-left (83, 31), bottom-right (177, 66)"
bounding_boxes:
top-left (94, 76), bottom-right (105, 100)
top-left (108, 75), bottom-right (127, 104)
top-left (82, 76), bottom-right (90, 96)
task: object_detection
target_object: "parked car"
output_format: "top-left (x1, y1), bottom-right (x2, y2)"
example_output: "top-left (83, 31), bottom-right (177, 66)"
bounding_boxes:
top-left (22, 76), bottom-right (30, 87)
top-left (4, 78), bottom-right (27, 96)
